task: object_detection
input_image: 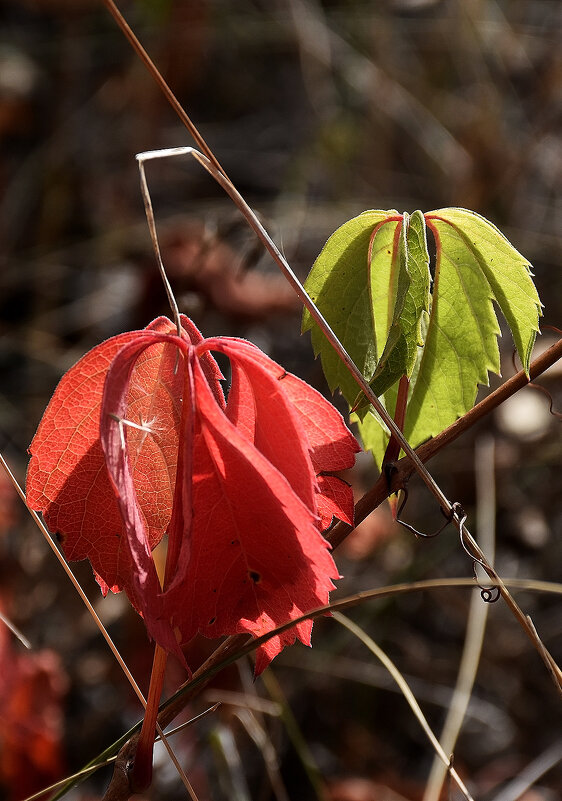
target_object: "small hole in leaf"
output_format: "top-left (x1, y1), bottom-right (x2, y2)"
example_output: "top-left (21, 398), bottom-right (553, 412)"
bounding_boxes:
top-left (208, 617), bottom-right (216, 625)
top-left (55, 532), bottom-right (64, 544)
top-left (248, 570), bottom-right (261, 584)
top-left (231, 539), bottom-right (239, 546)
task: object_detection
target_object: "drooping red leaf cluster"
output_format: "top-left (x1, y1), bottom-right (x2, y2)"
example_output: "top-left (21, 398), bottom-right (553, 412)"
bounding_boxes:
top-left (27, 316), bottom-right (359, 672)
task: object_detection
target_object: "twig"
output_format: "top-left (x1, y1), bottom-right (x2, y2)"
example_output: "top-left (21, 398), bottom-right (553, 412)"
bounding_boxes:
top-left (78, 3), bottom-right (562, 794)
top-left (101, 0), bottom-right (226, 178)
top-left (327, 335), bottom-right (562, 551)
top-left (90, 334), bottom-right (562, 799)
top-left (133, 146), bottom-right (562, 702)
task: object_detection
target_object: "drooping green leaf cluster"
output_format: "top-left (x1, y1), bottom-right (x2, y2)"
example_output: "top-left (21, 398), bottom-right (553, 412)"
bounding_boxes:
top-left (303, 207), bottom-right (542, 468)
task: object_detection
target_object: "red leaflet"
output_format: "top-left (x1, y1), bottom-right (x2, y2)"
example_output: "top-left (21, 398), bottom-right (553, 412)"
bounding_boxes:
top-left (27, 316), bottom-right (359, 672)
top-left (0, 612), bottom-right (67, 801)
top-left (26, 317), bottom-right (212, 601)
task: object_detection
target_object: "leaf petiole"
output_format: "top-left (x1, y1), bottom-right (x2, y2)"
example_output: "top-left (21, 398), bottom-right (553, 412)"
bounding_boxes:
top-left (131, 644), bottom-right (169, 792)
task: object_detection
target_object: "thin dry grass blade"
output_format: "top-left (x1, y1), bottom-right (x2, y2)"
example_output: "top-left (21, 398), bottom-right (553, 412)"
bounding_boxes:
top-left (234, 708), bottom-right (291, 801)
top-left (0, 608), bottom-right (32, 649)
top-left (261, 669), bottom-right (328, 801)
top-left (423, 434), bottom-right (496, 801)
top-left (333, 612), bottom-right (475, 801)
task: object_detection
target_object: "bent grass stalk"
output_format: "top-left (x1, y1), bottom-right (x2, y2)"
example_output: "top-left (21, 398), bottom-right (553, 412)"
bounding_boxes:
top-left (334, 612), bottom-right (474, 801)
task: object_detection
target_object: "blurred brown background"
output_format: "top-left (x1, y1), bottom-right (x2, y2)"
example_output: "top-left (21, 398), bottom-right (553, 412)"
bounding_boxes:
top-left (0, 1), bottom-right (561, 800)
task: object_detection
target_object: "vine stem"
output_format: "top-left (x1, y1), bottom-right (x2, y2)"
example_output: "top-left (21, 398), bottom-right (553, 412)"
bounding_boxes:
top-left (92, 3), bottom-right (562, 794)
top-left (132, 645), bottom-right (168, 792)
top-left (329, 335), bottom-right (562, 550)
top-left (101, 0), bottom-right (226, 179)
top-left (134, 146), bottom-right (562, 700)
top-left (98, 339), bottom-right (562, 798)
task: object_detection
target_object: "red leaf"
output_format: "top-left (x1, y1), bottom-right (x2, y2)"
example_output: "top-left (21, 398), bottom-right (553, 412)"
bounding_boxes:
top-left (207, 338), bottom-right (360, 529)
top-left (167, 342), bottom-right (341, 672)
top-left (316, 474), bottom-right (354, 529)
top-left (27, 317), bottom-right (359, 672)
top-left (0, 614), bottom-right (67, 801)
top-left (27, 316), bottom-right (219, 601)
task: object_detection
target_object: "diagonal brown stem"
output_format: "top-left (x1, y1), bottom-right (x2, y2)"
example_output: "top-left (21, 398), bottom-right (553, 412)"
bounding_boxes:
top-left (382, 374), bottom-right (409, 467)
top-left (98, 0), bottom-right (449, 515)
top-left (101, 0), bottom-right (227, 179)
top-left (329, 335), bottom-right (562, 549)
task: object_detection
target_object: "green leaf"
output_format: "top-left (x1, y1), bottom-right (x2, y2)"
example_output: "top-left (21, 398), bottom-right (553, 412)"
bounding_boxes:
top-left (304, 206), bottom-right (542, 467)
top-left (302, 210), bottom-right (400, 404)
top-left (369, 210), bottom-right (431, 397)
top-left (428, 208), bottom-right (541, 372)
top-left (403, 208), bottom-right (541, 448)
top-left (351, 381), bottom-right (398, 470)
top-left (303, 210), bottom-right (431, 469)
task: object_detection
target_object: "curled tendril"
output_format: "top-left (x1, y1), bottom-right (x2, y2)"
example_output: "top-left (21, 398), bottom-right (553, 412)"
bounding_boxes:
top-left (394, 488), bottom-right (454, 539)
top-left (511, 336), bottom-right (562, 422)
top-left (453, 502), bottom-right (500, 603)
top-left (393, 492), bottom-right (501, 603)
top-left (526, 382), bottom-right (562, 420)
